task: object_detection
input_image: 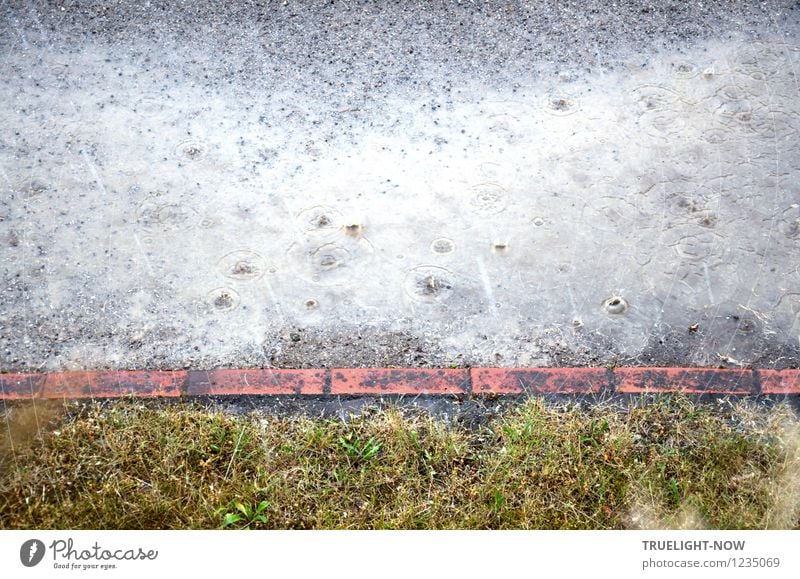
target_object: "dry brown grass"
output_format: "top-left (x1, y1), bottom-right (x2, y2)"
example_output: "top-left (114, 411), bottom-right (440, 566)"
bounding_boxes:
top-left (1, 396), bottom-right (797, 529)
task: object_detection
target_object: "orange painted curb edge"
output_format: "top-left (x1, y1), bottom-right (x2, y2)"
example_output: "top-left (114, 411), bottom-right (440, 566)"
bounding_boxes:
top-left (1, 368), bottom-right (799, 399)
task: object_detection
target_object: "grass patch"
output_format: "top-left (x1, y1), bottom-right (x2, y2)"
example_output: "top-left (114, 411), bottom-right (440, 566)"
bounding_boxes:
top-left (1, 397), bottom-right (798, 529)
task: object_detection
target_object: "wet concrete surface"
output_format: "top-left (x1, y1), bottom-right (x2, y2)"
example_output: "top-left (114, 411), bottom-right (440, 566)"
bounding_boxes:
top-left (1, 1), bottom-right (800, 372)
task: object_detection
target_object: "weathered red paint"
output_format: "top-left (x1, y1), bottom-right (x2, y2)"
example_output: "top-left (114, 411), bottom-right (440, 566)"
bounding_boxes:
top-left (471, 367), bottom-right (609, 394)
top-left (614, 367), bottom-right (755, 394)
top-left (41, 371), bottom-right (185, 399)
top-left (0, 373), bottom-right (45, 399)
top-left (758, 369), bottom-right (800, 395)
top-left (186, 369), bottom-right (326, 396)
top-left (331, 368), bottom-right (468, 395)
top-left (0, 367), bottom-right (797, 399)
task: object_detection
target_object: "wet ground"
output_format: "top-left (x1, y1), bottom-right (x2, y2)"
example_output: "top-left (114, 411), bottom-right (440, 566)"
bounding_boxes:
top-left (1, 1), bottom-right (800, 372)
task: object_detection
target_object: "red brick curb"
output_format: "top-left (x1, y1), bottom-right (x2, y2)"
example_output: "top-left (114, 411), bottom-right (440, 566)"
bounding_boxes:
top-left (757, 369), bottom-right (800, 395)
top-left (472, 368), bottom-right (609, 394)
top-left (1, 368), bottom-right (799, 400)
top-left (332, 369), bottom-right (468, 395)
top-left (0, 373), bottom-right (45, 399)
top-left (615, 368), bottom-right (755, 395)
top-left (41, 371), bottom-right (185, 399)
top-left (185, 369), bottom-right (326, 396)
